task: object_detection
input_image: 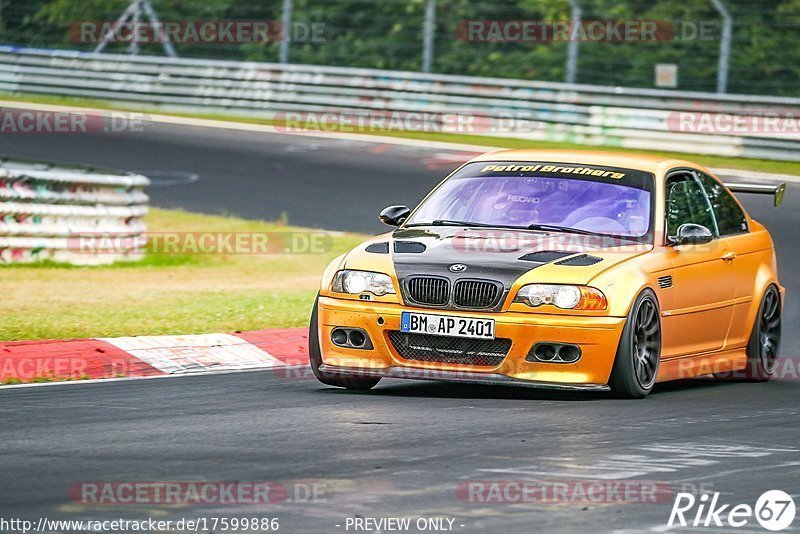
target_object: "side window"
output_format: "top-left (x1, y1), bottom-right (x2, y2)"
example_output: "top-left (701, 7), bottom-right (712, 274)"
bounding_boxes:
top-left (697, 173), bottom-right (749, 235)
top-left (666, 175), bottom-right (718, 238)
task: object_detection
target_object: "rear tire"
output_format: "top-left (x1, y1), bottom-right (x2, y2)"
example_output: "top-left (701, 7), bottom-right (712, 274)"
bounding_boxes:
top-left (609, 289), bottom-right (662, 399)
top-left (741, 285), bottom-right (782, 381)
top-left (309, 294), bottom-right (381, 390)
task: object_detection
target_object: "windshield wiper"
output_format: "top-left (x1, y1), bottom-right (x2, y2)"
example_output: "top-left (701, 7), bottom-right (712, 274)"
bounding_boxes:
top-left (526, 223), bottom-right (603, 236)
top-left (406, 219), bottom-right (498, 228)
top-left (526, 223), bottom-right (637, 241)
top-left (407, 220), bottom-right (632, 240)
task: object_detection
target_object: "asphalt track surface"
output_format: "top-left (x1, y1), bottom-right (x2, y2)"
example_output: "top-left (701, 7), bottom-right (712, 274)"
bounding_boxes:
top-left (2, 120), bottom-right (800, 533)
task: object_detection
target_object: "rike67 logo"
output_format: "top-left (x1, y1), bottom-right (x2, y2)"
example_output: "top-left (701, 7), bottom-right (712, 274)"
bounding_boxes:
top-left (669, 490), bottom-right (796, 531)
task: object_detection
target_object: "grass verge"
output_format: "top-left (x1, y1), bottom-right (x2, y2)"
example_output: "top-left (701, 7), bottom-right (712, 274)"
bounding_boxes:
top-left (2, 92), bottom-right (799, 175)
top-left (0, 208), bottom-right (365, 341)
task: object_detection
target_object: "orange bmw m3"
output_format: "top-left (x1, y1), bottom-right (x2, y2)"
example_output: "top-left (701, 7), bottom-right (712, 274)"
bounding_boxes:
top-left (309, 150), bottom-right (786, 398)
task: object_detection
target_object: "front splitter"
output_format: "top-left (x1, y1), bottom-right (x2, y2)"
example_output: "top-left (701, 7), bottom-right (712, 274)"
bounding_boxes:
top-left (318, 364), bottom-right (611, 392)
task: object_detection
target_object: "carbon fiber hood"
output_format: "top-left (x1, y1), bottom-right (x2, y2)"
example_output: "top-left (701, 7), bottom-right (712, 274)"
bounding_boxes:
top-left (390, 226), bottom-right (610, 290)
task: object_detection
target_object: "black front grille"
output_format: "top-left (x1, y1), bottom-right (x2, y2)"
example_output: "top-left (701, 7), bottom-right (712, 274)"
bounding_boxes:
top-left (388, 331), bottom-right (511, 367)
top-left (454, 280), bottom-right (501, 308)
top-left (406, 276), bottom-right (450, 306)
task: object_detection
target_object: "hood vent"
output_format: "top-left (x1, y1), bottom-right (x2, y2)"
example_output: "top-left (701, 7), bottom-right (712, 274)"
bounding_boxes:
top-left (394, 241), bottom-right (426, 254)
top-left (365, 242), bottom-right (390, 254)
top-left (518, 251), bottom-right (576, 263)
top-left (555, 254), bottom-right (603, 267)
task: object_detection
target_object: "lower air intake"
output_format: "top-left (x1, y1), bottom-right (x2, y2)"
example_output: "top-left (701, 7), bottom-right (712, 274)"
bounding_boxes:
top-left (387, 331), bottom-right (511, 367)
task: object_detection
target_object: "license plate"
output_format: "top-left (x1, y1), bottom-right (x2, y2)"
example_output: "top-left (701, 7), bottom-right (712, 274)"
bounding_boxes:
top-left (400, 311), bottom-right (495, 339)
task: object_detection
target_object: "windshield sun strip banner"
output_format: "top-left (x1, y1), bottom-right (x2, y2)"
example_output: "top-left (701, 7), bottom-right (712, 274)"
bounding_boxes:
top-left (455, 161), bottom-right (655, 191)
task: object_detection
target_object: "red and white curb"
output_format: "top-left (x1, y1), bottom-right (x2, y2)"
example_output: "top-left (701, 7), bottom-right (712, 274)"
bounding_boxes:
top-left (0, 328), bottom-right (311, 386)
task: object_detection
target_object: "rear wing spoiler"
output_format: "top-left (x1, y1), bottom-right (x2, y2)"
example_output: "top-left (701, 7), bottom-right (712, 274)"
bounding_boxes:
top-left (724, 182), bottom-right (786, 207)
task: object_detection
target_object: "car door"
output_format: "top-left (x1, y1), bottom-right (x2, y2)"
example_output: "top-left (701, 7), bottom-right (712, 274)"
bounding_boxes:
top-left (660, 171), bottom-right (737, 357)
top-left (695, 172), bottom-right (757, 349)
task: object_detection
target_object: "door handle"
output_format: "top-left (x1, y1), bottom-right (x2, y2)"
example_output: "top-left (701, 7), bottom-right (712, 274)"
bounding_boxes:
top-left (722, 251), bottom-right (737, 261)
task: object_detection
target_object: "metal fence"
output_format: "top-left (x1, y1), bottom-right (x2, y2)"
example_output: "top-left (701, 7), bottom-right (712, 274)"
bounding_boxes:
top-left (0, 46), bottom-right (799, 161)
top-left (0, 155), bottom-right (149, 265)
top-left (3, 0), bottom-right (799, 96)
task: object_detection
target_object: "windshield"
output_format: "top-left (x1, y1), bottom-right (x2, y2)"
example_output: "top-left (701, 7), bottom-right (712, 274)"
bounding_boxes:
top-left (405, 162), bottom-right (654, 241)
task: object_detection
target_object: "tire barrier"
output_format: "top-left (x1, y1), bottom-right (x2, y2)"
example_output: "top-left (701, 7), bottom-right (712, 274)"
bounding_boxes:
top-left (0, 156), bottom-right (149, 265)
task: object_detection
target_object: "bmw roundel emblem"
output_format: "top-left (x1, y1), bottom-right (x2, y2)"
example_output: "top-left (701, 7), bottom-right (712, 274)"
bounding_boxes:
top-left (449, 264), bottom-right (467, 273)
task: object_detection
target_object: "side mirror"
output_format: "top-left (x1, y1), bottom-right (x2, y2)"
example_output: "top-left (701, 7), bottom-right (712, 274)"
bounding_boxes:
top-left (379, 205), bottom-right (410, 227)
top-left (670, 223), bottom-right (714, 246)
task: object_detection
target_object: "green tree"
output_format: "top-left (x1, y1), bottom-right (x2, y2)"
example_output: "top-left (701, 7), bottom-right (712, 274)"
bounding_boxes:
top-left (0, 0), bottom-right (793, 96)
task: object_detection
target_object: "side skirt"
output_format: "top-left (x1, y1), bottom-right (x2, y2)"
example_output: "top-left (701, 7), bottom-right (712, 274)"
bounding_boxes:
top-left (656, 349), bottom-right (748, 382)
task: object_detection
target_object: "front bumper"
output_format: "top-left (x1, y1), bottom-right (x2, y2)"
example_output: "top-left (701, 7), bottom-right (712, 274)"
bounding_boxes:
top-left (318, 296), bottom-right (626, 387)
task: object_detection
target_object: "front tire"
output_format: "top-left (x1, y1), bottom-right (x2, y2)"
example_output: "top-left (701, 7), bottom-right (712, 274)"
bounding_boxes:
top-left (309, 294), bottom-right (381, 390)
top-left (609, 289), bottom-right (662, 399)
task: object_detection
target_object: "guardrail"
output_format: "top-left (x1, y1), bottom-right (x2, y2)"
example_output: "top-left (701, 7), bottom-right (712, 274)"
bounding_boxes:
top-left (0, 46), bottom-right (799, 161)
top-left (0, 156), bottom-right (149, 265)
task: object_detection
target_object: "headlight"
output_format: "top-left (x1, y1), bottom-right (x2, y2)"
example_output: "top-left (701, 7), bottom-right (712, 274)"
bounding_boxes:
top-left (514, 284), bottom-right (607, 310)
top-left (332, 270), bottom-right (396, 296)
